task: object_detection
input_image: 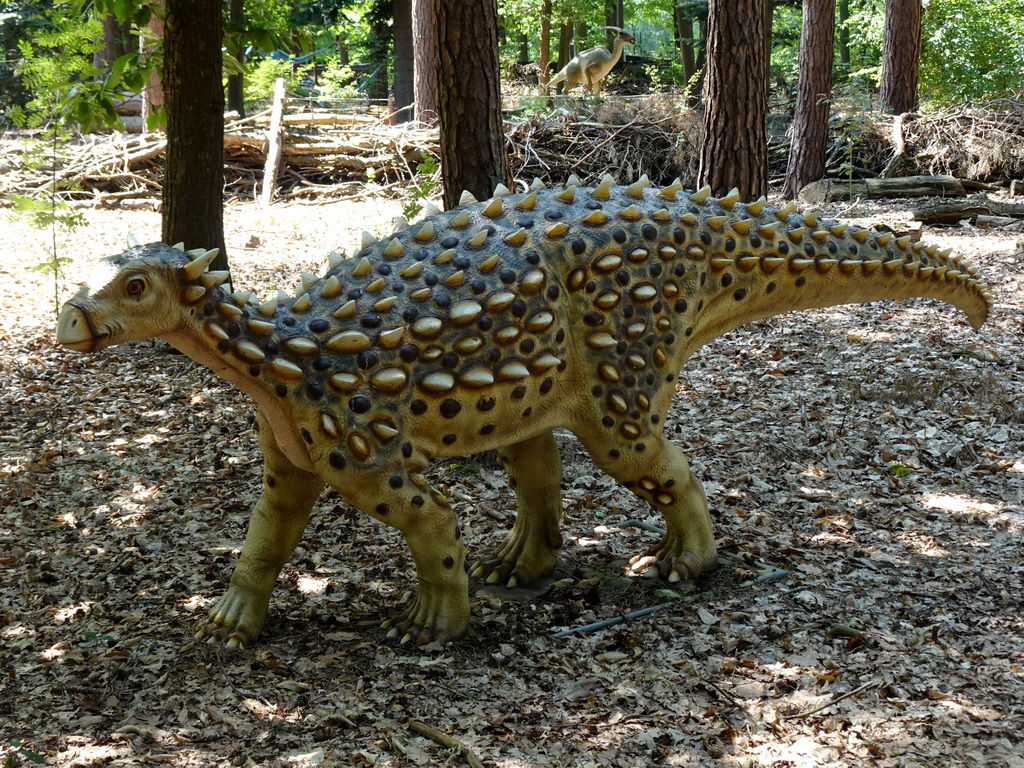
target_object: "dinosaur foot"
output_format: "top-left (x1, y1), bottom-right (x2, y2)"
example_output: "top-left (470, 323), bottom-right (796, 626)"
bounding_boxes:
top-left (627, 535), bottom-right (718, 584)
top-left (470, 529), bottom-right (561, 589)
top-left (194, 586), bottom-right (268, 649)
top-left (381, 590), bottom-right (469, 645)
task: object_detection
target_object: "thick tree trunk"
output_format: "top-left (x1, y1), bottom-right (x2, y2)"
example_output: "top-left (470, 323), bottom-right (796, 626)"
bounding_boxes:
top-left (434, 0), bottom-right (508, 208)
top-left (162, 0), bottom-right (227, 269)
top-left (879, 0), bottom-right (922, 114)
top-left (837, 0), bottom-right (850, 73)
top-left (393, 0), bottom-right (414, 123)
top-left (93, 15), bottom-right (130, 72)
top-left (557, 22), bottom-right (572, 72)
top-left (413, 0), bottom-right (439, 125)
top-left (698, 0), bottom-right (769, 199)
top-left (782, 0), bottom-right (836, 199)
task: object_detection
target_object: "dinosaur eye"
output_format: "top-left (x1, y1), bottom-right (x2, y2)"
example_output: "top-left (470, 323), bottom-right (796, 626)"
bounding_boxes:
top-left (126, 278), bottom-right (146, 298)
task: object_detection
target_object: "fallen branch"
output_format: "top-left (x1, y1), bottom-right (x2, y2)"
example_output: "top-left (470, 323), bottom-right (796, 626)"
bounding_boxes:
top-left (407, 719), bottom-right (485, 768)
top-left (781, 680), bottom-right (880, 719)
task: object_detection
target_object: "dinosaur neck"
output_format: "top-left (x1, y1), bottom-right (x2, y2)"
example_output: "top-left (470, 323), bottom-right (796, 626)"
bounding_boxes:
top-left (160, 285), bottom-right (316, 471)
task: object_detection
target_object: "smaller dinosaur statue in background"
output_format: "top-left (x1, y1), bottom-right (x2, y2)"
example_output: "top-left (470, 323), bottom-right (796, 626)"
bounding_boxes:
top-left (545, 27), bottom-right (635, 95)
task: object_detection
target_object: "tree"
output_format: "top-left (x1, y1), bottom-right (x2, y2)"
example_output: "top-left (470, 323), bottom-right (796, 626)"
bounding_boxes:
top-left (162, 0), bottom-right (227, 268)
top-left (434, 0), bottom-right (508, 208)
top-left (225, 0), bottom-right (246, 117)
top-left (782, 0), bottom-right (836, 199)
top-left (393, 0), bottom-right (414, 122)
top-left (879, 0), bottom-right (921, 114)
top-left (413, 0), bottom-right (439, 124)
top-left (698, 0), bottom-right (769, 199)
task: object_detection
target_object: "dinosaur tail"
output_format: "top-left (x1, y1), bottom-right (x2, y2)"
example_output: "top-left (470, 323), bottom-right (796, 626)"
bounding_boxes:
top-left (682, 193), bottom-right (991, 351)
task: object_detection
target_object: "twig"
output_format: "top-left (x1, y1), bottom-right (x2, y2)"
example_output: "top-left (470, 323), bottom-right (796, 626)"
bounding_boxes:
top-left (407, 719), bottom-right (485, 768)
top-left (781, 680), bottom-right (880, 719)
top-left (551, 596), bottom-right (709, 638)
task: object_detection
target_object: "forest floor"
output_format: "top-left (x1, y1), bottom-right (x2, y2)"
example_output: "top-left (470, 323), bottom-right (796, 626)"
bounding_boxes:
top-left (1, 187), bottom-right (1022, 768)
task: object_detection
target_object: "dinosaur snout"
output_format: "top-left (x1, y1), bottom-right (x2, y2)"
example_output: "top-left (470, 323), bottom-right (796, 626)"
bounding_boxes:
top-left (56, 303), bottom-right (102, 352)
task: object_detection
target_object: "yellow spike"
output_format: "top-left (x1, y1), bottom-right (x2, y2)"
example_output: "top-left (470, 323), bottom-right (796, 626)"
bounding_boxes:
top-left (838, 259), bottom-right (861, 273)
top-left (652, 208), bottom-right (670, 222)
top-left (183, 285), bottom-right (206, 303)
top-left (830, 224), bottom-right (848, 237)
top-left (788, 227), bottom-right (806, 243)
top-left (248, 318), bottom-right (275, 335)
top-left (200, 271), bottom-right (230, 289)
top-left (737, 255), bottom-right (759, 272)
top-left (811, 230), bottom-right (830, 242)
top-left (680, 212), bottom-right (698, 226)
top-left (479, 254), bottom-right (499, 271)
top-left (300, 273), bottom-right (317, 292)
top-left (374, 296), bottom-right (398, 312)
top-left (757, 222), bottom-right (780, 238)
top-left (658, 179), bottom-right (683, 200)
top-left (493, 182), bottom-right (512, 196)
top-left (530, 177), bottom-right (547, 190)
top-left (383, 238), bottom-right (405, 259)
top-left (731, 218), bottom-right (754, 236)
top-left (789, 258), bottom-right (814, 271)
top-left (333, 299), bottom-right (357, 319)
top-left (746, 196), bottom-right (767, 216)
top-left (459, 190), bottom-right (477, 205)
top-left (876, 232), bottom-right (893, 247)
top-left (232, 290), bottom-right (253, 306)
top-left (365, 277), bottom-right (386, 293)
top-left (582, 211), bottom-right (608, 226)
top-left (690, 186), bottom-right (711, 204)
top-left (803, 212), bottom-right (818, 227)
top-left (270, 358), bottom-right (305, 382)
top-left (181, 249), bottom-right (219, 281)
top-left (706, 215), bottom-right (728, 231)
top-left (504, 227), bottom-right (528, 246)
top-left (515, 191), bottom-right (537, 211)
top-left (592, 176), bottom-right (613, 199)
top-left (292, 293), bottom-right (311, 313)
top-left (851, 228), bottom-right (870, 244)
top-left (467, 230), bottom-right (488, 247)
top-left (896, 235), bottom-right (913, 250)
top-left (361, 231), bottom-right (377, 251)
top-left (815, 258), bottom-right (838, 272)
top-left (709, 257), bottom-right (733, 271)
top-left (902, 261), bottom-right (922, 275)
top-left (481, 197), bottom-right (504, 218)
top-left (556, 186), bottom-right (576, 203)
top-left (434, 248), bottom-right (455, 264)
top-left (567, 173), bottom-right (582, 187)
top-left (761, 256), bottom-right (785, 272)
top-left (450, 210), bottom-right (470, 228)
top-left (414, 222), bottom-right (435, 242)
top-left (775, 201), bottom-right (798, 220)
top-left (546, 223), bottom-right (569, 238)
top-left (625, 174), bottom-right (651, 198)
top-left (391, 216), bottom-right (408, 233)
top-left (378, 327), bottom-right (405, 347)
top-left (882, 259), bottom-right (903, 273)
top-left (400, 261), bottom-right (423, 278)
top-left (617, 205), bottom-right (642, 221)
top-left (328, 251), bottom-right (345, 270)
top-left (353, 257), bottom-right (372, 277)
top-left (862, 260), bottom-right (882, 274)
top-left (718, 188), bottom-right (740, 210)
top-left (256, 298), bottom-right (278, 317)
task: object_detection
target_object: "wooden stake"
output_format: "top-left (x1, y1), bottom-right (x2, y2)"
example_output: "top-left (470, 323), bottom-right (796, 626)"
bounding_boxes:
top-left (261, 78), bottom-right (287, 207)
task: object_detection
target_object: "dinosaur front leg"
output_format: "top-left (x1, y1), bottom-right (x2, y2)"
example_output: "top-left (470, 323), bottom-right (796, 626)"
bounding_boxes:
top-left (470, 432), bottom-right (564, 588)
top-left (336, 466), bottom-right (469, 643)
top-left (577, 428), bottom-right (718, 582)
top-left (197, 412), bottom-right (324, 647)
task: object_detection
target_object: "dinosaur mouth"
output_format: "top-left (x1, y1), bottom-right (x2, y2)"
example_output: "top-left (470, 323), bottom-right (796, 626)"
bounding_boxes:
top-left (56, 303), bottom-right (109, 352)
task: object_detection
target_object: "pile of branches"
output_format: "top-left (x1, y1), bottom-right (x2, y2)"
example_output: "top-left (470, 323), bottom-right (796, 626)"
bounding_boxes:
top-left (1, 97), bottom-right (1021, 206)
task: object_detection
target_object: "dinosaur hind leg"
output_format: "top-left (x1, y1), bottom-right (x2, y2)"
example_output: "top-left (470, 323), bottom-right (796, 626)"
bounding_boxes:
top-left (471, 431), bottom-right (564, 588)
top-left (574, 427), bottom-right (718, 582)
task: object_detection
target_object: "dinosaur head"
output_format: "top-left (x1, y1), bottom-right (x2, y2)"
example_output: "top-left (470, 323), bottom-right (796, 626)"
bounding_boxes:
top-left (57, 241), bottom-right (223, 352)
top-left (602, 26), bottom-right (635, 45)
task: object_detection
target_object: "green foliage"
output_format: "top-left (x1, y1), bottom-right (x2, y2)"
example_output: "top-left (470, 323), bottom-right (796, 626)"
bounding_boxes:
top-left (921, 0), bottom-right (1024, 105)
top-left (319, 60), bottom-right (363, 100)
top-left (243, 58), bottom-right (302, 108)
top-left (400, 156), bottom-right (441, 221)
top-left (3, 740), bottom-right (45, 767)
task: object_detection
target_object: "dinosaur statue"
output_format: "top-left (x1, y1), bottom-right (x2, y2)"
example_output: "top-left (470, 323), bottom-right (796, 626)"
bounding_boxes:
top-left (545, 27), bottom-right (635, 95)
top-left (56, 176), bottom-right (991, 647)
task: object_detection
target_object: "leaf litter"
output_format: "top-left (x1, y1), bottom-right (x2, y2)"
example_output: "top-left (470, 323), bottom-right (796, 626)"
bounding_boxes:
top-left (0, 193), bottom-right (1022, 767)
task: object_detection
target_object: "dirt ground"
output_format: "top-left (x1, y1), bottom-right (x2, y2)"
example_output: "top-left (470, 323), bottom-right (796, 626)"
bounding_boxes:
top-left (1, 188), bottom-right (1022, 768)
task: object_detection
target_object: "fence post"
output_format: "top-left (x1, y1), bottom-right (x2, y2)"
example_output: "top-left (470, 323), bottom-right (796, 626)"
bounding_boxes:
top-left (261, 77), bottom-right (287, 206)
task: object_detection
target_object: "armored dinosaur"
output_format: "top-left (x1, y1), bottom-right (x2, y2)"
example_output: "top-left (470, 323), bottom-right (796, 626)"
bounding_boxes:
top-left (56, 176), bottom-right (991, 646)
top-left (545, 28), bottom-right (635, 95)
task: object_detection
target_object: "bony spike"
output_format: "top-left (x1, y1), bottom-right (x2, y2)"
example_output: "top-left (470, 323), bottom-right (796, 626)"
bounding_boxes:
top-left (181, 248), bottom-right (220, 281)
top-left (690, 186), bottom-right (711, 205)
top-left (361, 231), bottom-right (377, 251)
top-left (127, 233), bottom-right (141, 248)
top-left (718, 188), bottom-right (740, 210)
top-left (459, 190), bottom-right (477, 205)
top-left (567, 173), bottom-right (582, 187)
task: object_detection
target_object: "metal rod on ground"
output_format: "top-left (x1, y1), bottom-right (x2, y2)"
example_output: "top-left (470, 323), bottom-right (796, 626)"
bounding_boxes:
top-left (260, 78), bottom-right (287, 207)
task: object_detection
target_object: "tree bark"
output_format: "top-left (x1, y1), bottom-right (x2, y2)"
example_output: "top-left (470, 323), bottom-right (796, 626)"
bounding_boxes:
top-left (538, 0), bottom-right (552, 87)
top-left (879, 0), bottom-right (921, 114)
top-left (94, 15), bottom-right (130, 72)
top-left (782, 0), bottom-right (836, 199)
top-left (698, 0), bottom-right (769, 199)
top-left (162, 0), bottom-right (227, 269)
top-left (413, 0), bottom-right (439, 125)
top-left (837, 0), bottom-right (850, 74)
top-left (393, 0), bottom-right (414, 123)
top-left (434, 0), bottom-right (508, 208)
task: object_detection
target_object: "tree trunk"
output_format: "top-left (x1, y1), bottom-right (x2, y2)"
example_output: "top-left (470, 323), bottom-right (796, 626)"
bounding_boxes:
top-left (557, 22), bottom-right (572, 72)
top-left (413, 0), bottom-right (439, 125)
top-left (225, 0), bottom-right (245, 118)
top-left (879, 0), bottom-right (921, 114)
top-left (699, 0), bottom-right (769, 199)
top-left (162, 0), bottom-right (227, 269)
top-left (93, 15), bottom-right (130, 72)
top-left (393, 0), bottom-right (414, 123)
top-left (782, 0), bottom-right (836, 199)
top-left (366, 16), bottom-right (390, 103)
top-left (538, 0), bottom-right (552, 87)
top-left (675, 8), bottom-right (696, 98)
top-left (434, 0), bottom-right (508, 208)
top-left (140, 12), bottom-right (164, 132)
top-left (837, 0), bottom-right (850, 74)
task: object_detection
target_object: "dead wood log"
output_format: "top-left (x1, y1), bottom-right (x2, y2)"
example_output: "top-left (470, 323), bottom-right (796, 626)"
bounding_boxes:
top-left (799, 175), bottom-right (971, 203)
top-left (911, 198), bottom-right (1024, 225)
